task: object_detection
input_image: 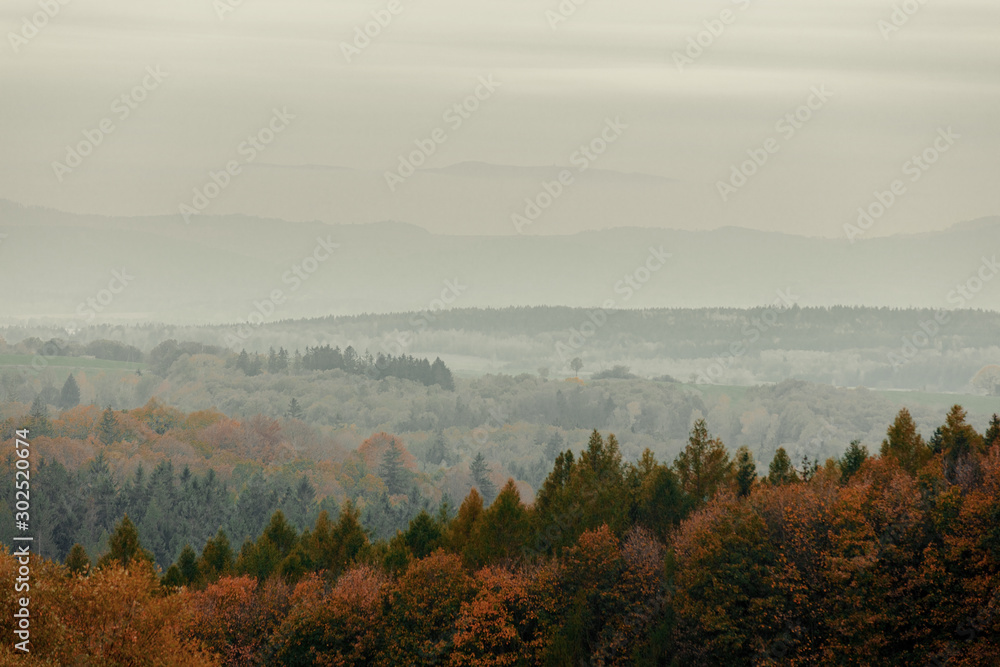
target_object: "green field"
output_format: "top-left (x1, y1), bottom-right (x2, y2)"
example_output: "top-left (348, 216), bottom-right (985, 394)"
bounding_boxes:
top-left (0, 354), bottom-right (143, 381)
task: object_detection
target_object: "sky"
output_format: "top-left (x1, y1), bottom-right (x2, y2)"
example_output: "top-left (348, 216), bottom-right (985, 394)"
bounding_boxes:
top-left (1, 0), bottom-right (998, 237)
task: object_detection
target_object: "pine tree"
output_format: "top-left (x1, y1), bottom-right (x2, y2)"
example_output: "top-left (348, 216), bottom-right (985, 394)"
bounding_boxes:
top-left (734, 446), bottom-right (757, 497)
top-left (427, 432), bottom-right (448, 466)
top-left (430, 357), bottom-right (455, 390)
top-left (199, 529), bottom-right (234, 580)
top-left (27, 395), bottom-right (51, 437)
top-left (65, 543), bottom-right (91, 576)
top-left (380, 440), bottom-right (408, 495)
top-left (59, 373), bottom-right (81, 409)
top-left (840, 440), bottom-right (869, 484)
top-left (470, 452), bottom-right (497, 503)
top-left (98, 515), bottom-right (154, 570)
top-left (176, 544), bottom-right (202, 587)
top-left (985, 414), bottom-right (1000, 448)
top-left (767, 447), bottom-right (797, 486)
top-left (880, 408), bottom-right (929, 474)
top-left (98, 406), bottom-right (117, 445)
top-left (246, 354), bottom-right (262, 377)
top-left (939, 405), bottom-right (985, 469)
top-left (236, 349), bottom-right (250, 372)
top-left (674, 419), bottom-right (732, 503)
top-left (286, 397), bottom-right (304, 419)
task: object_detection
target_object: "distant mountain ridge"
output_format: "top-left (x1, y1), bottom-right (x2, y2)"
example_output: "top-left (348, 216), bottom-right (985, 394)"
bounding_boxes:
top-left (0, 200), bottom-right (998, 324)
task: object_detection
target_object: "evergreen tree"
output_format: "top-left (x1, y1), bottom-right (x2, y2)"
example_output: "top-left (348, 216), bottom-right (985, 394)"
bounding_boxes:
top-left (27, 395), bottom-right (51, 437)
top-left (880, 408), bottom-right (929, 474)
top-left (734, 446), bottom-right (757, 497)
top-left (470, 452), bottom-right (497, 503)
top-left (199, 529), bottom-right (234, 581)
top-left (65, 543), bottom-right (91, 576)
top-left (98, 406), bottom-right (117, 445)
top-left (545, 430), bottom-right (565, 460)
top-left (464, 479), bottom-right (530, 567)
top-left (840, 440), bottom-right (869, 484)
top-left (939, 405), bottom-right (985, 470)
top-left (427, 432), bottom-right (448, 466)
top-left (674, 419), bottom-right (732, 503)
top-left (286, 397), bottom-right (304, 419)
top-left (403, 510), bottom-right (443, 559)
top-left (430, 357), bottom-right (455, 390)
top-left (246, 354), bottom-right (262, 377)
top-left (175, 544), bottom-right (202, 587)
top-left (380, 440), bottom-right (408, 495)
top-left (59, 373), bottom-right (81, 409)
top-left (767, 447), bottom-right (797, 486)
top-left (236, 349), bottom-right (250, 373)
top-left (98, 515), bottom-right (154, 570)
top-left (985, 414), bottom-right (1000, 448)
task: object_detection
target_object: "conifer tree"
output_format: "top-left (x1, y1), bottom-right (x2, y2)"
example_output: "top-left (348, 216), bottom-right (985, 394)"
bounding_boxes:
top-left (734, 446), bottom-right (757, 497)
top-left (59, 373), bottom-right (80, 409)
top-left (97, 515), bottom-right (154, 570)
top-left (767, 447), bottom-right (797, 486)
top-left (469, 452), bottom-right (496, 503)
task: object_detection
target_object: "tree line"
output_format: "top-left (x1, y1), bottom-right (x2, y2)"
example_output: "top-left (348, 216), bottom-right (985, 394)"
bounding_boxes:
top-left (3, 405), bottom-right (999, 664)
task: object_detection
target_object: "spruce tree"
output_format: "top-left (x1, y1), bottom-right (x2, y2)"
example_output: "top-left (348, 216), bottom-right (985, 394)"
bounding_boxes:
top-left (59, 373), bottom-right (81, 409)
top-left (27, 395), bottom-right (51, 437)
top-left (734, 447), bottom-right (757, 497)
top-left (65, 543), bottom-right (91, 576)
top-left (98, 515), bottom-right (154, 570)
top-left (380, 441), bottom-right (407, 495)
top-left (767, 448), bottom-right (797, 486)
top-left (840, 440), bottom-right (869, 484)
top-left (98, 406), bottom-right (117, 445)
top-left (985, 414), bottom-right (1000, 448)
top-left (470, 452), bottom-right (496, 503)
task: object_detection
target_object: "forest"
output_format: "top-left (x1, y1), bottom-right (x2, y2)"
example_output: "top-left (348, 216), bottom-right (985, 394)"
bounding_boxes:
top-left (2, 404), bottom-right (999, 664)
top-left (1, 329), bottom-right (999, 664)
top-left (5, 304), bottom-right (1000, 392)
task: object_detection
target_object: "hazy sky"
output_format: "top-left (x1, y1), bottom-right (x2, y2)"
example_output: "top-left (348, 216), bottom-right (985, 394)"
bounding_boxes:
top-left (1, 0), bottom-right (997, 236)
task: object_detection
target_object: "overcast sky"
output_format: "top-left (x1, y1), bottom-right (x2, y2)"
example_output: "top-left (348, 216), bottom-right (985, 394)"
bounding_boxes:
top-left (1, 0), bottom-right (997, 236)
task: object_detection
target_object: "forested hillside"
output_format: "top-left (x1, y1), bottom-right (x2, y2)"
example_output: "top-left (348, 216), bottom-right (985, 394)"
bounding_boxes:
top-left (3, 407), bottom-right (999, 664)
top-left (6, 304), bottom-right (999, 392)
